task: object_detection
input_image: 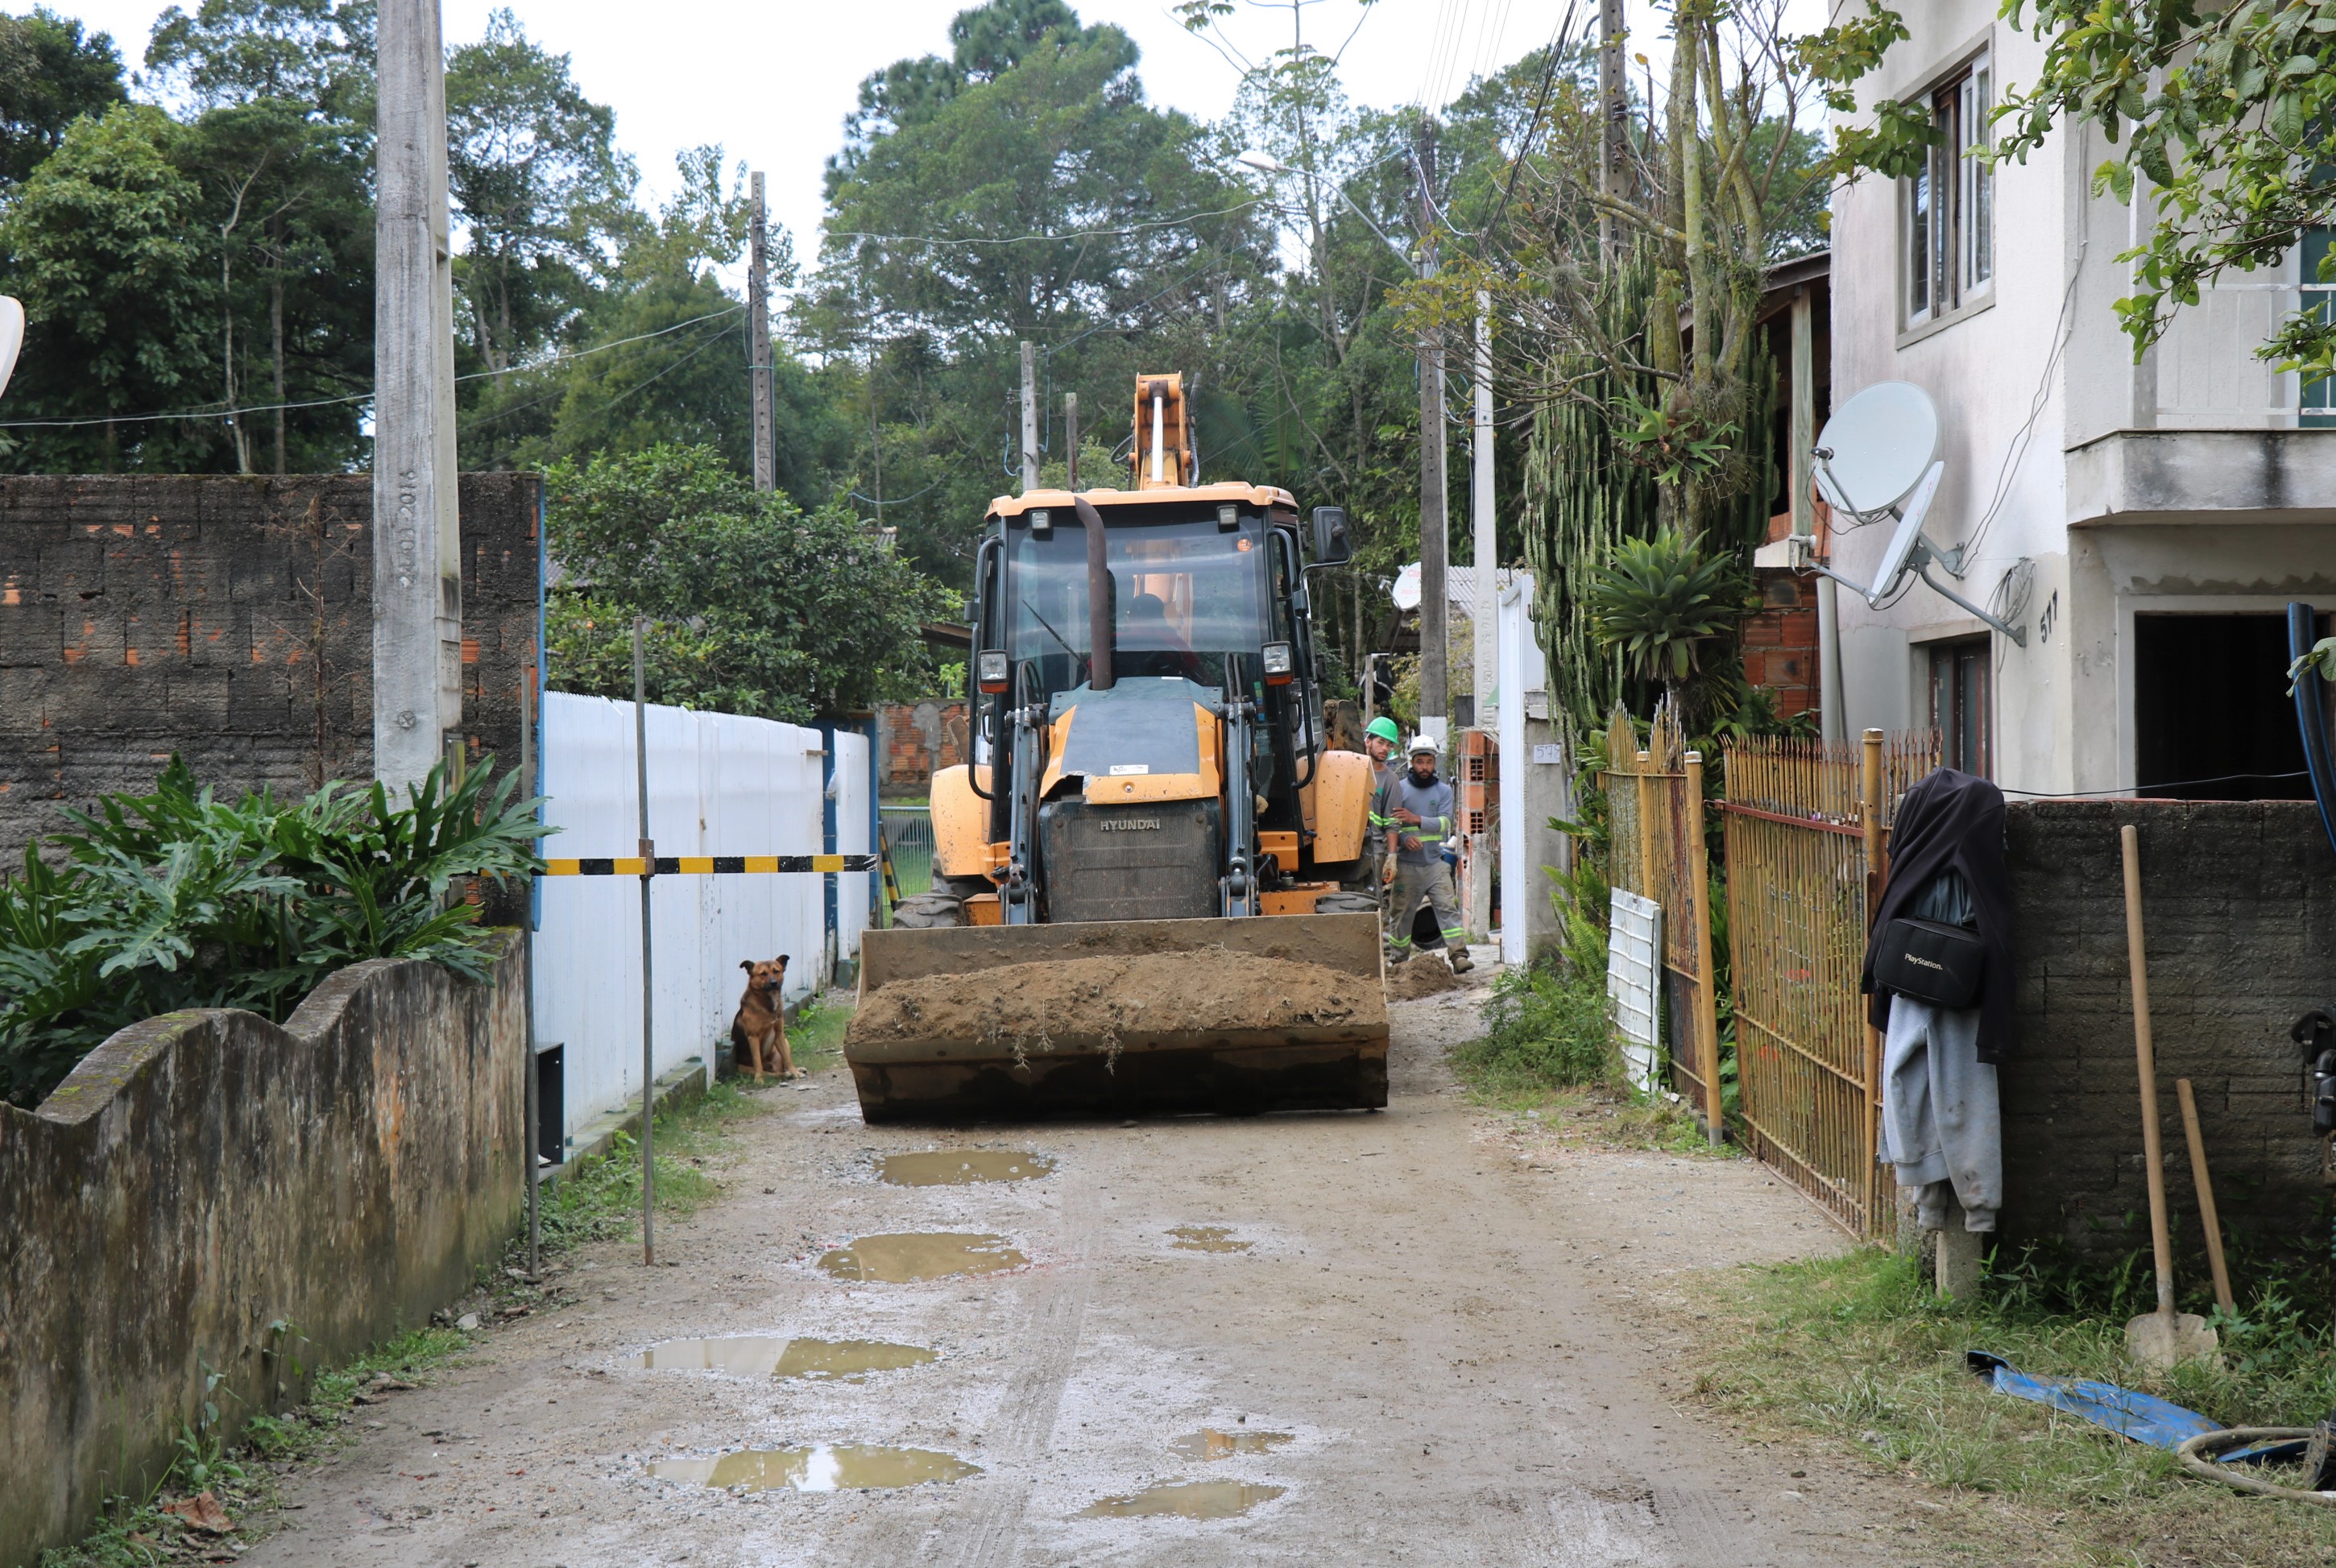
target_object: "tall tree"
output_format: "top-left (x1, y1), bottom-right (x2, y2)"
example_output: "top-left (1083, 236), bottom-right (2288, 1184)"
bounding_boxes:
top-left (145, 0), bottom-right (376, 120)
top-left (0, 6), bottom-right (127, 189)
top-left (445, 9), bottom-right (634, 374)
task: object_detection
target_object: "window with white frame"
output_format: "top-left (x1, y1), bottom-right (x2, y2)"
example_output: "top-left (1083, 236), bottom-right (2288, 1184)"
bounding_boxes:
top-left (1905, 52), bottom-right (1994, 328)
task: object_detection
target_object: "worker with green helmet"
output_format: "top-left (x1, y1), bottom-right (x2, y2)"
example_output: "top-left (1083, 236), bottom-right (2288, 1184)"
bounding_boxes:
top-left (1363, 715), bottom-right (1402, 892)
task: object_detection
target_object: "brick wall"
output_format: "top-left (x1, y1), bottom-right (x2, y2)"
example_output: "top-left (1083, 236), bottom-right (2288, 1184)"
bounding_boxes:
top-left (1741, 569), bottom-right (1818, 719)
top-left (0, 474), bottom-right (537, 865)
top-left (876, 697), bottom-right (967, 792)
top-left (1998, 801), bottom-right (2335, 1268)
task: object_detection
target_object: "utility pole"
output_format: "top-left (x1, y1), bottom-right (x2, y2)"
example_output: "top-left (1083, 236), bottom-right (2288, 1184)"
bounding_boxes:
top-left (374, 0), bottom-right (461, 792)
top-left (1063, 392), bottom-right (1079, 490)
top-left (1598, 0), bottom-right (1627, 264)
top-left (1472, 293), bottom-right (1496, 720)
top-left (1019, 341), bottom-right (1039, 493)
top-left (748, 171), bottom-right (773, 493)
top-left (1792, 288), bottom-right (1845, 743)
top-left (1415, 114), bottom-right (1448, 741)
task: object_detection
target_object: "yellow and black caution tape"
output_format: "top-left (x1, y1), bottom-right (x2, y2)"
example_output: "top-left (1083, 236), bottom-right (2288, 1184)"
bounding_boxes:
top-left (541, 854), bottom-right (878, 877)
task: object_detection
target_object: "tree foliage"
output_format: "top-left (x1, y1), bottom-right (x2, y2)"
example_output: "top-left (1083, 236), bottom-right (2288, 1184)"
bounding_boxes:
top-left (544, 444), bottom-right (951, 722)
top-left (0, 5), bottom-right (126, 188)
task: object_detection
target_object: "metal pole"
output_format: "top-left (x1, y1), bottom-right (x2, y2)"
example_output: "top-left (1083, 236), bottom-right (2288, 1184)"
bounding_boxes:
top-left (1415, 115), bottom-right (1448, 739)
top-left (373, 0), bottom-right (462, 792)
top-left (1019, 341), bottom-right (1039, 493)
top-left (748, 172), bottom-right (774, 494)
top-left (1064, 392), bottom-right (1079, 490)
top-left (634, 618), bottom-right (655, 1265)
top-left (520, 652), bottom-right (539, 1277)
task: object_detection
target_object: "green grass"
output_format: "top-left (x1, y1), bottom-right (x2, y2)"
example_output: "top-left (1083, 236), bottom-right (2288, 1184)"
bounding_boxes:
top-left (1687, 1246), bottom-right (2336, 1565)
top-left (40, 1327), bottom-right (471, 1567)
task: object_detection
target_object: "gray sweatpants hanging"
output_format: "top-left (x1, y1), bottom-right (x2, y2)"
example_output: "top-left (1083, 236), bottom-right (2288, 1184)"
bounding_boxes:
top-left (1881, 995), bottom-right (2002, 1233)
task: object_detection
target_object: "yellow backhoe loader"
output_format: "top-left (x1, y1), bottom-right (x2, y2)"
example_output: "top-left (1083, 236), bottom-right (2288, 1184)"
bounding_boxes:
top-left (847, 374), bottom-right (1390, 1122)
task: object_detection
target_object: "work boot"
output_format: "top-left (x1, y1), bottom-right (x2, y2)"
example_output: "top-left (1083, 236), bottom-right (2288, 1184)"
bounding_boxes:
top-left (1446, 946), bottom-right (1474, 974)
top-left (1385, 946), bottom-right (1410, 966)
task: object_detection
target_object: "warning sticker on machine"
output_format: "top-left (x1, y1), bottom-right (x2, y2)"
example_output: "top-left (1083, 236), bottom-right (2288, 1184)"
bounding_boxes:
top-left (1108, 764), bottom-right (1150, 776)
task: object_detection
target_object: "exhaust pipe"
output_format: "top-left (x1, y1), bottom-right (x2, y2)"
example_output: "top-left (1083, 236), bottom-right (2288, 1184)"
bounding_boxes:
top-left (1076, 496), bottom-right (1113, 690)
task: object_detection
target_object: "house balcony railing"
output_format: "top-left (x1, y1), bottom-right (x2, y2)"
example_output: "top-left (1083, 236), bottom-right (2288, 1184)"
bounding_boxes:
top-left (2154, 278), bottom-right (2336, 428)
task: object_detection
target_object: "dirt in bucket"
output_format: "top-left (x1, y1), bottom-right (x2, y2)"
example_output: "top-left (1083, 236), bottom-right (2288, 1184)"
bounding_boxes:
top-left (848, 951), bottom-right (1371, 1052)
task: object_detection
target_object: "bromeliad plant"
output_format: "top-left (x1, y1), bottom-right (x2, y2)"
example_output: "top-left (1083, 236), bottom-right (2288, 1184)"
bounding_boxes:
top-left (0, 757), bottom-right (545, 1108)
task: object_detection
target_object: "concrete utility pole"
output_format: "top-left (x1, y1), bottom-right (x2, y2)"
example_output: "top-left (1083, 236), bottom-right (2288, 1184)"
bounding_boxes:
top-left (748, 172), bottom-right (774, 493)
top-left (1415, 115), bottom-right (1448, 741)
top-left (1019, 341), bottom-right (1039, 493)
top-left (1598, 0), bottom-right (1627, 263)
top-left (1063, 392), bottom-right (1079, 489)
top-left (1472, 293), bottom-right (1496, 722)
top-left (373, 0), bottom-right (462, 792)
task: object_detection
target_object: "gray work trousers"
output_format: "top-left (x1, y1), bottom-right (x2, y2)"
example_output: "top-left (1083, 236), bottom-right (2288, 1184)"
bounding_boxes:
top-left (1881, 995), bottom-right (2002, 1233)
top-left (1385, 858), bottom-right (1464, 955)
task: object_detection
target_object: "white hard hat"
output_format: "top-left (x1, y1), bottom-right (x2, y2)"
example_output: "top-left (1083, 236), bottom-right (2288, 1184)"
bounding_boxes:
top-left (1407, 733), bottom-right (1441, 757)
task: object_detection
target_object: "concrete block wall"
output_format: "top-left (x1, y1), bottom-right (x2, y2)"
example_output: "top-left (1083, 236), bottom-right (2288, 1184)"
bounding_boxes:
top-left (1998, 801), bottom-right (2335, 1269)
top-left (0, 936), bottom-right (526, 1568)
top-left (0, 474), bottom-right (537, 866)
top-left (875, 697), bottom-right (967, 792)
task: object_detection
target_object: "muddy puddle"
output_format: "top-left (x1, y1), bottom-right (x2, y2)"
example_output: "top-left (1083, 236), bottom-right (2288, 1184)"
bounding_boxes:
top-left (1168, 1225), bottom-right (1252, 1253)
top-left (1079, 1480), bottom-right (1286, 1519)
top-left (1168, 1428), bottom-right (1295, 1460)
top-left (649, 1444), bottom-right (979, 1492)
top-left (818, 1232), bottom-right (1027, 1282)
top-left (632, 1335), bottom-right (938, 1381)
top-left (879, 1150), bottom-right (1054, 1186)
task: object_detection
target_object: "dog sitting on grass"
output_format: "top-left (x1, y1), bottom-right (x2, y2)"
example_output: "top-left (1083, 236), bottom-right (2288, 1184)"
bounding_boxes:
top-left (731, 956), bottom-right (796, 1081)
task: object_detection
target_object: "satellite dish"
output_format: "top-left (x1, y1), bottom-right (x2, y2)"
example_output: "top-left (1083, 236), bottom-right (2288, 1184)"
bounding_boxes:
top-left (1868, 461), bottom-right (1945, 604)
top-left (0, 297), bottom-right (22, 405)
top-left (1814, 381), bottom-right (1940, 516)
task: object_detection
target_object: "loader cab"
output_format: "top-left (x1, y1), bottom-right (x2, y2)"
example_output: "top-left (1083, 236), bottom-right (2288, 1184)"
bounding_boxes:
top-left (968, 485), bottom-right (1329, 866)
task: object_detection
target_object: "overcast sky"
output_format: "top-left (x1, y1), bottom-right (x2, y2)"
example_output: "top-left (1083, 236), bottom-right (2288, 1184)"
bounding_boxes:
top-left (53, 1), bottom-right (1827, 267)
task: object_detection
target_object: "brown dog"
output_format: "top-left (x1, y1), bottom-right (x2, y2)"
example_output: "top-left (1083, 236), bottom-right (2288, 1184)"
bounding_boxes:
top-left (730, 956), bottom-right (795, 1081)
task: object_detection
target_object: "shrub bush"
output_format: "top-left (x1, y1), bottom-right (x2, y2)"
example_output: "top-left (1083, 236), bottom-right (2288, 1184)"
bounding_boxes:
top-left (0, 757), bottom-right (544, 1107)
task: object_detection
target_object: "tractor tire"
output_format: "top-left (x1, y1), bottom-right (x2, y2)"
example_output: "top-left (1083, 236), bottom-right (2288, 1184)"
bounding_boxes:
top-left (891, 893), bottom-right (966, 929)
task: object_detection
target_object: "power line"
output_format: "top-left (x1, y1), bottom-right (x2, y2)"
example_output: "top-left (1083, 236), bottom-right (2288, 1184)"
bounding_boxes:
top-left (0, 304), bottom-right (746, 432)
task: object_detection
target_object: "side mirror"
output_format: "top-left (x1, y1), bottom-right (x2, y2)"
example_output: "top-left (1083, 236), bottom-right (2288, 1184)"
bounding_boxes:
top-left (1310, 506), bottom-right (1352, 565)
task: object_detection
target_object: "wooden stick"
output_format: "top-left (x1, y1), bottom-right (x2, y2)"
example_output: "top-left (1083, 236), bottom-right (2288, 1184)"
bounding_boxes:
top-left (2176, 1078), bottom-right (2236, 1316)
top-left (1685, 751), bottom-right (1722, 1147)
top-left (1861, 729), bottom-right (1887, 1241)
top-left (2121, 825), bottom-right (2177, 1319)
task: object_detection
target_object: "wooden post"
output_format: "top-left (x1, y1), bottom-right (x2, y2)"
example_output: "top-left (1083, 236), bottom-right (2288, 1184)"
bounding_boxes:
top-left (1686, 751), bottom-right (1723, 1147)
top-left (1634, 751), bottom-right (1655, 900)
top-left (1860, 728), bottom-right (1887, 1238)
top-left (2175, 1078), bottom-right (2236, 1315)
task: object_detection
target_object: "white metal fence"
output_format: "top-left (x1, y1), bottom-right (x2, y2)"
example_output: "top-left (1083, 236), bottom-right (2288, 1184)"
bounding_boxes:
top-left (532, 693), bottom-right (870, 1150)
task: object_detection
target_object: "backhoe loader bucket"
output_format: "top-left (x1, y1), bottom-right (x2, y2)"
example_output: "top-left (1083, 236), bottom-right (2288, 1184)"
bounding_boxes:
top-left (845, 913), bottom-right (1389, 1123)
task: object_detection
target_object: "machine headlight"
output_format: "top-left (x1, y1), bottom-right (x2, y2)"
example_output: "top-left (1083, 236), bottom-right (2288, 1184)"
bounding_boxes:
top-left (1216, 503), bottom-right (1240, 531)
top-left (1261, 640), bottom-right (1294, 685)
top-left (1028, 508), bottom-right (1052, 533)
top-left (976, 649), bottom-right (1010, 694)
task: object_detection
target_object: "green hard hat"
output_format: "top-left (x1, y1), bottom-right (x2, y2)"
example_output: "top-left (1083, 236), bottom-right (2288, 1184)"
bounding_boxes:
top-left (1365, 716), bottom-right (1402, 744)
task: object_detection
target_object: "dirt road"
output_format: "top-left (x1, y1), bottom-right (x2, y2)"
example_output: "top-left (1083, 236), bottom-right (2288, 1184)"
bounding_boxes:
top-left (242, 966), bottom-right (1905, 1566)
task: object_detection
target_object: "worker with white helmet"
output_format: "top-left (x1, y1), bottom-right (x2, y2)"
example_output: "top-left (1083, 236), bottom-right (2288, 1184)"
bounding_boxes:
top-left (1382, 734), bottom-right (1470, 972)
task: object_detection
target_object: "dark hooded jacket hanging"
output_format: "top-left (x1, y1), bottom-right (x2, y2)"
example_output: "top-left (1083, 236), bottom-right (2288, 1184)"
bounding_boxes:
top-left (1860, 767), bottom-right (2015, 1063)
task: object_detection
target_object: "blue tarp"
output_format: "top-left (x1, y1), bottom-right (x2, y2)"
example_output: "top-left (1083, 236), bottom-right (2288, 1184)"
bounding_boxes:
top-left (1964, 1352), bottom-right (2305, 1465)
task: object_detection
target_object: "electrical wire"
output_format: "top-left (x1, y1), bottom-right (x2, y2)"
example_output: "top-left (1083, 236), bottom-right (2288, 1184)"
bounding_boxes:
top-left (0, 304), bottom-right (747, 432)
top-left (1958, 241), bottom-right (2088, 565)
top-left (1999, 770), bottom-right (2309, 800)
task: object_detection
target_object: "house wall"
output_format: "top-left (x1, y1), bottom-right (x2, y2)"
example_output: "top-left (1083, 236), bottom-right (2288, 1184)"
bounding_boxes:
top-left (0, 474), bottom-right (538, 867)
top-left (1829, 6), bottom-right (2336, 796)
top-left (876, 697), bottom-right (968, 792)
top-left (1998, 802), bottom-right (2333, 1268)
top-left (0, 937), bottom-right (526, 1568)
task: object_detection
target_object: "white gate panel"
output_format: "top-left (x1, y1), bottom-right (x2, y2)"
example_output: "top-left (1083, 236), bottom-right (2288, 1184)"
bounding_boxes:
top-left (1608, 887), bottom-right (1662, 1094)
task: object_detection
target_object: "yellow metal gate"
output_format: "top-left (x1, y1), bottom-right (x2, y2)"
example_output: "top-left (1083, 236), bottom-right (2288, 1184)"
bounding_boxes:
top-left (1719, 730), bottom-right (1935, 1239)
